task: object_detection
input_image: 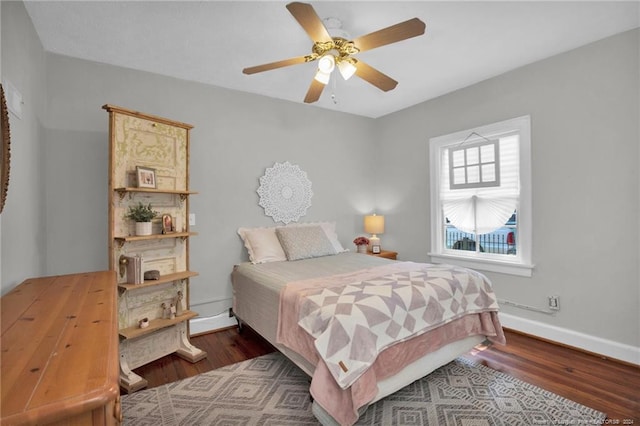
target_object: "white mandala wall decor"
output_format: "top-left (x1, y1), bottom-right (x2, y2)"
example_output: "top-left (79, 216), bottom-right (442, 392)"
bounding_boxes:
top-left (257, 162), bottom-right (313, 224)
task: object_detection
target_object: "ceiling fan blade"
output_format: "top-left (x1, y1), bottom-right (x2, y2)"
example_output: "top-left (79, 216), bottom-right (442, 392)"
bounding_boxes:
top-left (355, 61), bottom-right (398, 92)
top-left (352, 18), bottom-right (426, 53)
top-left (304, 79), bottom-right (326, 103)
top-left (286, 2), bottom-right (333, 43)
top-left (243, 55), bottom-right (313, 75)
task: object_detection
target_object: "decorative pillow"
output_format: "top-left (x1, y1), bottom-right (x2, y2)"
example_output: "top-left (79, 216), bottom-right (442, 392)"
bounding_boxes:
top-left (237, 227), bottom-right (287, 264)
top-left (287, 221), bottom-right (347, 253)
top-left (275, 226), bottom-right (337, 261)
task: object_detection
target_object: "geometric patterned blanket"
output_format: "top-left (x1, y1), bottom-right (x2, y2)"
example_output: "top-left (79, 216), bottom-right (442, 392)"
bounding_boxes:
top-left (297, 262), bottom-right (500, 389)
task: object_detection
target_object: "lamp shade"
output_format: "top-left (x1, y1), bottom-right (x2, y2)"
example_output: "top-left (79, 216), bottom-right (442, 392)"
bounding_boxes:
top-left (364, 214), bottom-right (385, 235)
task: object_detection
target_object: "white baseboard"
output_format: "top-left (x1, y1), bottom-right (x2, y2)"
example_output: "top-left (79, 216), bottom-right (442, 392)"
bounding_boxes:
top-left (499, 312), bottom-right (640, 366)
top-left (189, 311), bottom-right (640, 366)
top-left (190, 312), bottom-right (237, 335)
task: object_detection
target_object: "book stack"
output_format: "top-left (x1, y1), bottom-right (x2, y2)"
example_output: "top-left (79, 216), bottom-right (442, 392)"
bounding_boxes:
top-left (124, 255), bottom-right (144, 284)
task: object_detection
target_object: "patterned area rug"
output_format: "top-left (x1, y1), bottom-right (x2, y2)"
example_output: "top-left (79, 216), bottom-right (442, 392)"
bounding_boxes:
top-left (121, 352), bottom-right (606, 425)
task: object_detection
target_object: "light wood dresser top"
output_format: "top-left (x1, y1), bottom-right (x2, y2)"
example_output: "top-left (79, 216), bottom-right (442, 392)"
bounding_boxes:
top-left (1, 271), bottom-right (119, 425)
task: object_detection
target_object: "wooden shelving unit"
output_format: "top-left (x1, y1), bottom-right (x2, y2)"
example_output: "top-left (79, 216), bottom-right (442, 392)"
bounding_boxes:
top-left (104, 104), bottom-right (206, 393)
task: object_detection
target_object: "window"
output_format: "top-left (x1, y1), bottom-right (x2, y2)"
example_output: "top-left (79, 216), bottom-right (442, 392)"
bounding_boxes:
top-left (429, 116), bottom-right (533, 277)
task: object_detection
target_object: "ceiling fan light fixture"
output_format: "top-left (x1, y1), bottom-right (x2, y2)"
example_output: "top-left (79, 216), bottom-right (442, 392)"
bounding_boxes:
top-left (317, 54), bottom-right (336, 74)
top-left (337, 58), bottom-right (357, 80)
top-left (243, 2), bottom-right (426, 103)
top-left (314, 70), bottom-right (331, 85)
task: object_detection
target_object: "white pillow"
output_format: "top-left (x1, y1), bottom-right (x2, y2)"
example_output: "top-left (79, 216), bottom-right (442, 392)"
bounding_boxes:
top-left (237, 227), bottom-right (287, 264)
top-left (285, 221), bottom-right (347, 253)
top-left (276, 226), bottom-right (337, 261)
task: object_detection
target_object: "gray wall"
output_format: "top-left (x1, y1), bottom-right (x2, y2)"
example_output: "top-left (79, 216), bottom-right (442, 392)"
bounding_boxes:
top-left (374, 29), bottom-right (639, 348)
top-left (40, 55), bottom-right (377, 317)
top-left (2, 1), bottom-right (638, 351)
top-left (3, 0), bottom-right (377, 319)
top-left (1, 1), bottom-right (47, 289)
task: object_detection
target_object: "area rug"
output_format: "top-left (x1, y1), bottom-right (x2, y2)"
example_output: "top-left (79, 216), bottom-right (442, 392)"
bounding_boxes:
top-left (121, 352), bottom-right (606, 425)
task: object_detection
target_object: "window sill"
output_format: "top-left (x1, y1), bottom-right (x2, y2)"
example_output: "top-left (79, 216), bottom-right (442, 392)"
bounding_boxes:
top-left (428, 253), bottom-right (534, 277)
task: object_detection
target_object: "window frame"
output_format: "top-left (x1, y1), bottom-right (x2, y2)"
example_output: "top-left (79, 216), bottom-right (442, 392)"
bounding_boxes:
top-left (449, 139), bottom-right (501, 189)
top-left (429, 115), bottom-right (534, 277)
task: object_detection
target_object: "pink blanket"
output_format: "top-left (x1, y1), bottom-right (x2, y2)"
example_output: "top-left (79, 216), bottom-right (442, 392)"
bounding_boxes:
top-left (277, 262), bottom-right (505, 426)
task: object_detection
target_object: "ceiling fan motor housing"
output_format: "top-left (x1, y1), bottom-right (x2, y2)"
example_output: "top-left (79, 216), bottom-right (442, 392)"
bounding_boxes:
top-left (312, 38), bottom-right (359, 59)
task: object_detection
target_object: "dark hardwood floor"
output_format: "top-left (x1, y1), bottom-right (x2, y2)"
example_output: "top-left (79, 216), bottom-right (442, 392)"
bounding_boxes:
top-left (128, 327), bottom-right (639, 422)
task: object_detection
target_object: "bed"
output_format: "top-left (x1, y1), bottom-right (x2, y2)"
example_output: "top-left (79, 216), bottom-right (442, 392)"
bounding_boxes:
top-left (232, 223), bottom-right (505, 426)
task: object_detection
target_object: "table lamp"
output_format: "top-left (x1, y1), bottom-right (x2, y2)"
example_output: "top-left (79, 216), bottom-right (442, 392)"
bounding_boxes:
top-left (364, 214), bottom-right (385, 253)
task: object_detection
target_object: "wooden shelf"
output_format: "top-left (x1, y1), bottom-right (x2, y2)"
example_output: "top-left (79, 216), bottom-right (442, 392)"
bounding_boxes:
top-left (114, 187), bottom-right (198, 203)
top-left (114, 187), bottom-right (198, 195)
top-left (114, 231), bottom-right (197, 244)
top-left (118, 271), bottom-right (199, 291)
top-left (119, 310), bottom-right (198, 340)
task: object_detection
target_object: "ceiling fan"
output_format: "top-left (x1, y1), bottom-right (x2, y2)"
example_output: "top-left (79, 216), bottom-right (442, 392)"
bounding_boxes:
top-left (242, 2), bottom-right (426, 104)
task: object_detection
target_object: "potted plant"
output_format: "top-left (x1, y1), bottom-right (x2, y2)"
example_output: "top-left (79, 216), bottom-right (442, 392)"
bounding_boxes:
top-left (353, 236), bottom-right (370, 254)
top-left (125, 202), bottom-right (158, 236)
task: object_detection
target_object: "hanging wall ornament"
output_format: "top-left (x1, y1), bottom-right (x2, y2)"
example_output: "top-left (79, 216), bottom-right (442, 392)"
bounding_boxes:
top-left (257, 161), bottom-right (313, 224)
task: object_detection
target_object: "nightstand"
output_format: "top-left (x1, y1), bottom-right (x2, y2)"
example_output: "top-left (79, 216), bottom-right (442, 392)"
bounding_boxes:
top-left (367, 250), bottom-right (398, 260)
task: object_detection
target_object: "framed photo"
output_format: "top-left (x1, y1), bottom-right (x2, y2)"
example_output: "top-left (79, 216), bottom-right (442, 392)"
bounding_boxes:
top-left (372, 245), bottom-right (381, 254)
top-left (136, 166), bottom-right (157, 189)
top-left (162, 214), bottom-right (173, 234)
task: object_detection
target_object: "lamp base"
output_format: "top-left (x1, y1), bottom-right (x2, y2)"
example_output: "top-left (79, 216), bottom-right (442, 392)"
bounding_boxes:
top-left (369, 235), bottom-right (380, 252)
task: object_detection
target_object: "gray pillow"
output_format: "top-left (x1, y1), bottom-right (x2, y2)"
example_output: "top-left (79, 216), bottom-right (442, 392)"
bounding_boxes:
top-left (276, 225), bottom-right (337, 261)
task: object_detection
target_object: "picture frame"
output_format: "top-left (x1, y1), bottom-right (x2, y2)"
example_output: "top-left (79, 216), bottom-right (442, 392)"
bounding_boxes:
top-left (162, 214), bottom-right (173, 234)
top-left (372, 245), bottom-right (381, 254)
top-left (136, 166), bottom-right (157, 189)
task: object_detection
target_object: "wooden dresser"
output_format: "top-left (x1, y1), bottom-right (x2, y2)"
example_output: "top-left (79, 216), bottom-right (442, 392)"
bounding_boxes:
top-left (1, 271), bottom-right (121, 425)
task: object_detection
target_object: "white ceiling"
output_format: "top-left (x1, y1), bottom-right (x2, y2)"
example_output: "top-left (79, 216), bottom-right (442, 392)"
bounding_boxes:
top-left (24, 1), bottom-right (639, 118)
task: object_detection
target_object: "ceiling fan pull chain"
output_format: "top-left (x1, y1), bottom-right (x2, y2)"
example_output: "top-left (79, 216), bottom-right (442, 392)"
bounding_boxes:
top-left (331, 75), bottom-right (338, 104)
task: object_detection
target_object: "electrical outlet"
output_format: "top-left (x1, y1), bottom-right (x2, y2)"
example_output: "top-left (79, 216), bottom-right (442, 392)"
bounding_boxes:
top-left (189, 213), bottom-right (196, 226)
top-left (548, 295), bottom-right (560, 311)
